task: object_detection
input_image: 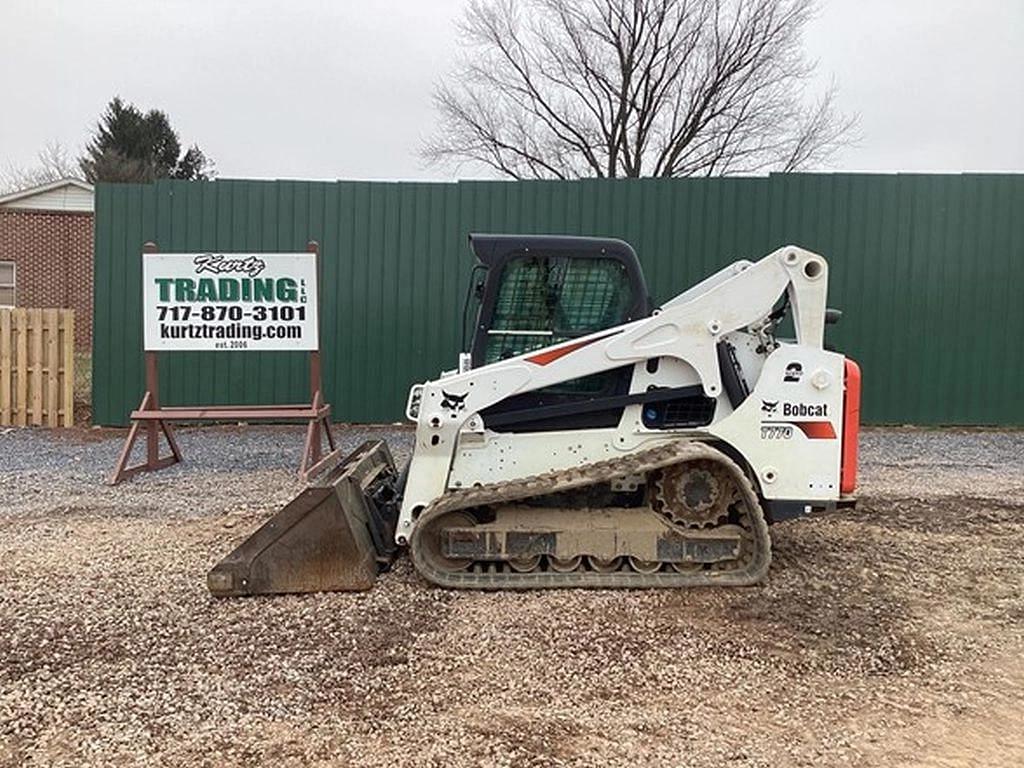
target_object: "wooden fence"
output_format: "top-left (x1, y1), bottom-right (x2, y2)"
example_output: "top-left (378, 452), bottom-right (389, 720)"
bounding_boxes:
top-left (0, 308), bottom-right (75, 427)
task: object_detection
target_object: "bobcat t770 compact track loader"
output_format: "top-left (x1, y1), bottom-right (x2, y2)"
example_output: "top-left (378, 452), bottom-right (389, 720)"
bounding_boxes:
top-left (208, 234), bottom-right (860, 594)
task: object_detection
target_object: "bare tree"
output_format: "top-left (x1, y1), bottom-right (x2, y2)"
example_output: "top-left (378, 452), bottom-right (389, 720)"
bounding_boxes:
top-left (424, 0), bottom-right (856, 178)
top-left (1, 141), bottom-right (84, 193)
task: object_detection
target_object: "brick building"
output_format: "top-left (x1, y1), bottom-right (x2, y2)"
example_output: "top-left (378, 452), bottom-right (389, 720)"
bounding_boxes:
top-left (0, 179), bottom-right (94, 349)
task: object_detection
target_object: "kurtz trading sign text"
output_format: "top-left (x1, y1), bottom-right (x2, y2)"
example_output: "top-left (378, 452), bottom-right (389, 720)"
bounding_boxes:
top-left (143, 252), bottom-right (319, 351)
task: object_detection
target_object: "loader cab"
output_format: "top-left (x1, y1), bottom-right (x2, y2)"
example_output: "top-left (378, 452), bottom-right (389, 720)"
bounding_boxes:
top-left (465, 234), bottom-right (652, 431)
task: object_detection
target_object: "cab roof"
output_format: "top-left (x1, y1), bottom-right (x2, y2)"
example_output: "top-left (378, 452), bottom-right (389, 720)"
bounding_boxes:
top-left (468, 233), bottom-right (642, 271)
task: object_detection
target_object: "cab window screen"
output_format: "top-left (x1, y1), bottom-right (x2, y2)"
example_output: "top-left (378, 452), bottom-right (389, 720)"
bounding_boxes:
top-left (484, 255), bottom-right (632, 365)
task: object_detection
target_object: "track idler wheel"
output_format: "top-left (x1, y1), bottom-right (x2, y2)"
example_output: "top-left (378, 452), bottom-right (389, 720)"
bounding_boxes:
top-left (418, 511), bottom-right (476, 573)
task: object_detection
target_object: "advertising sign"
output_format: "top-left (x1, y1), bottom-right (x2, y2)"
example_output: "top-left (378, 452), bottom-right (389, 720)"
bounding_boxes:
top-left (143, 252), bottom-right (318, 351)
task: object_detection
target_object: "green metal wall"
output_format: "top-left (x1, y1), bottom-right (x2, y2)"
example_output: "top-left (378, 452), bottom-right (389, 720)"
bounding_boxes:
top-left (93, 174), bottom-right (1024, 426)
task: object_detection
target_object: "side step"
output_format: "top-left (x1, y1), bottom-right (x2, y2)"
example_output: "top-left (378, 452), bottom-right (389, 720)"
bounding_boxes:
top-left (207, 440), bottom-right (400, 597)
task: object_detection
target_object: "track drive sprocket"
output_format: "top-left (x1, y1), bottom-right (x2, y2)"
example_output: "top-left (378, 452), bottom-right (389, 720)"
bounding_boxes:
top-left (650, 460), bottom-right (736, 528)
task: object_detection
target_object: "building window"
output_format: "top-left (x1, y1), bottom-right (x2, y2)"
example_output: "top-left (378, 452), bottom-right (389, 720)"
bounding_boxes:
top-left (0, 262), bottom-right (13, 307)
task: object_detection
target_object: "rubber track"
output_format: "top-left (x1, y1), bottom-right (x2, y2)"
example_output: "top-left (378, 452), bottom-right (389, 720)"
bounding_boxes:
top-left (409, 441), bottom-right (771, 590)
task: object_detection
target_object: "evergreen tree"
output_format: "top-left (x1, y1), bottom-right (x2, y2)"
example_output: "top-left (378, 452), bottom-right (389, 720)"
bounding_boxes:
top-left (80, 97), bottom-right (215, 183)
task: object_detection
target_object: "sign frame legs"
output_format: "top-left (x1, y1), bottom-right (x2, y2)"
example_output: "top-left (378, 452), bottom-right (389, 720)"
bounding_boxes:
top-left (109, 358), bottom-right (183, 484)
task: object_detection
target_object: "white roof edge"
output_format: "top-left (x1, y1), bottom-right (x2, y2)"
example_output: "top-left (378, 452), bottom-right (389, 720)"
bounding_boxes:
top-left (0, 178), bottom-right (94, 206)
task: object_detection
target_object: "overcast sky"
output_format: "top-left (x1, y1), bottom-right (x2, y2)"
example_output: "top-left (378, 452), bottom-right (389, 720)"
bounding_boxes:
top-left (2, 0), bottom-right (1022, 181)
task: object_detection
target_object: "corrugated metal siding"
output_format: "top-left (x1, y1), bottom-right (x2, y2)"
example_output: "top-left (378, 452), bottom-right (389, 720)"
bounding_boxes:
top-left (93, 174), bottom-right (1024, 426)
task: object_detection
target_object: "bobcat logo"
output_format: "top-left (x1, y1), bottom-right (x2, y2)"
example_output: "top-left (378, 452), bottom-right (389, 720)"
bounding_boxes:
top-left (441, 390), bottom-right (468, 413)
top-left (761, 400), bottom-right (779, 416)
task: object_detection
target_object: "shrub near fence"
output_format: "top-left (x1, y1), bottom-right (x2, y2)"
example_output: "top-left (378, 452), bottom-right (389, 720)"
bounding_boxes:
top-left (0, 308), bottom-right (75, 427)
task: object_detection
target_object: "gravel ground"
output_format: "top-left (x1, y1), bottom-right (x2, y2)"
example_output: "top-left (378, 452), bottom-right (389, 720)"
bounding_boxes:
top-left (1, 425), bottom-right (1023, 767)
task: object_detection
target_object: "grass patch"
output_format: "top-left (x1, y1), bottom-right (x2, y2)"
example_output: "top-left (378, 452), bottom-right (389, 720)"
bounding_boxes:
top-left (74, 352), bottom-right (91, 403)
top-left (74, 351), bottom-right (92, 424)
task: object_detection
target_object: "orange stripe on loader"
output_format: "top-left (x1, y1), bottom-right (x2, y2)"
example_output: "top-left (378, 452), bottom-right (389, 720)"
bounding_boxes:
top-left (794, 421), bottom-right (837, 439)
top-left (525, 330), bottom-right (620, 366)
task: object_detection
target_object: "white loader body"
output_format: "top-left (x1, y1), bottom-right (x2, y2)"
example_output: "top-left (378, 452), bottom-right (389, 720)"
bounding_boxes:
top-left (398, 245), bottom-right (852, 545)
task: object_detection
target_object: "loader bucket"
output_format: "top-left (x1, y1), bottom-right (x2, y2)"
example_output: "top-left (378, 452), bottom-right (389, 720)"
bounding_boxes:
top-left (207, 440), bottom-right (400, 597)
